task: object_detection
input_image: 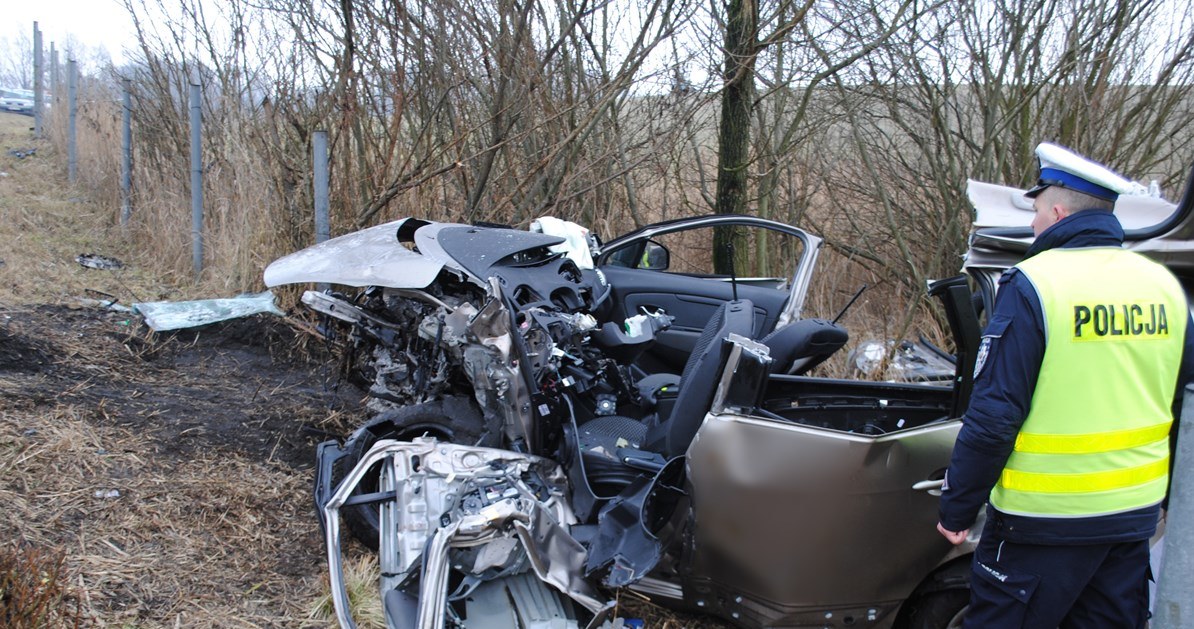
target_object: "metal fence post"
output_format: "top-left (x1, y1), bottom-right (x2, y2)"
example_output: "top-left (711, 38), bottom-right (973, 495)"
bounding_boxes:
top-left (67, 59), bottom-right (77, 184)
top-left (33, 22), bottom-right (43, 137)
top-left (190, 79), bottom-right (204, 276)
top-left (313, 130), bottom-right (331, 292)
top-left (314, 130), bottom-right (330, 243)
top-left (50, 44), bottom-right (58, 114)
top-left (121, 79), bottom-right (132, 228)
top-left (1153, 384), bottom-right (1194, 627)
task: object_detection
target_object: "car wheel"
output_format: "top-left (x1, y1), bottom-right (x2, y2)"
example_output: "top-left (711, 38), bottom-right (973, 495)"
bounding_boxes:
top-left (894, 558), bottom-right (970, 629)
top-left (897, 587), bottom-right (969, 629)
top-left (332, 396), bottom-right (500, 550)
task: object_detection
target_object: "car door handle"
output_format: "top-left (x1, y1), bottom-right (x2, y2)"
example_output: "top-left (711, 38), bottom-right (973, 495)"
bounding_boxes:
top-left (913, 479), bottom-right (945, 495)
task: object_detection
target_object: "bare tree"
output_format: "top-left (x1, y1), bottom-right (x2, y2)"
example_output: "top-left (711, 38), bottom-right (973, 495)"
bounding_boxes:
top-left (39, 0), bottom-right (1193, 314)
top-left (0, 33), bottom-right (34, 88)
top-left (710, 0), bottom-right (923, 274)
top-left (804, 0), bottom-right (1194, 337)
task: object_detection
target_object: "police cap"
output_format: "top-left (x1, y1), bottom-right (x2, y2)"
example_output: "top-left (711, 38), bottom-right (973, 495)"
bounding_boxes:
top-left (1025, 142), bottom-right (1135, 202)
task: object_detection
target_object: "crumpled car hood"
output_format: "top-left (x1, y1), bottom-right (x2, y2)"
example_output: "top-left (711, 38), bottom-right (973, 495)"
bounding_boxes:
top-left (264, 218), bottom-right (447, 289)
top-left (264, 218), bottom-right (571, 290)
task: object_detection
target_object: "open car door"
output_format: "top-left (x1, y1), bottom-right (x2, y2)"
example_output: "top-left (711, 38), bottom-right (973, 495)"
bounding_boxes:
top-left (596, 215), bottom-right (822, 373)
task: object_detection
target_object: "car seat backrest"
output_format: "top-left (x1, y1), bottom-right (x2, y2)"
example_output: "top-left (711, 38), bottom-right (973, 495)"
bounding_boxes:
top-left (642, 299), bottom-right (755, 459)
top-left (760, 318), bottom-right (849, 375)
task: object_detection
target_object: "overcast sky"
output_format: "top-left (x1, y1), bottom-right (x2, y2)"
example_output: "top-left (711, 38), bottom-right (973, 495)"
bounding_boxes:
top-left (4, 0), bottom-right (137, 66)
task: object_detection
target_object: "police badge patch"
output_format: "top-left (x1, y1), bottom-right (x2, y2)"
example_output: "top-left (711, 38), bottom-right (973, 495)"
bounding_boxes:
top-left (973, 336), bottom-right (992, 379)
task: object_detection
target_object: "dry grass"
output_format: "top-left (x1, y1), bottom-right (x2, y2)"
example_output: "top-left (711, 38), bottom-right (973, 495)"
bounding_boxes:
top-left (19, 85), bottom-right (293, 300)
top-left (0, 113), bottom-right (211, 306)
top-left (305, 555), bottom-right (384, 629)
top-left (56, 80), bottom-right (374, 300)
top-left (0, 110), bottom-right (333, 627)
top-left (0, 408), bottom-right (329, 627)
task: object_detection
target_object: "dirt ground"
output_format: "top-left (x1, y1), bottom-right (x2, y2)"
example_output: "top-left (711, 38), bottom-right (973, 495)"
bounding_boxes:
top-left (1, 305), bottom-right (356, 626)
top-left (0, 113), bottom-right (716, 628)
top-left (0, 112), bottom-right (368, 626)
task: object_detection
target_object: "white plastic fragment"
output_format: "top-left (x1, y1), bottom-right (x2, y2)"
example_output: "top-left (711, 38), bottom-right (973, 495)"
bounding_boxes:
top-left (133, 291), bottom-right (285, 331)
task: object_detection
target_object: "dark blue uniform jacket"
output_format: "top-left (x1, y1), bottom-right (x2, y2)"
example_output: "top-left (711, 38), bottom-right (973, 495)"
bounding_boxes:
top-left (939, 210), bottom-right (1194, 544)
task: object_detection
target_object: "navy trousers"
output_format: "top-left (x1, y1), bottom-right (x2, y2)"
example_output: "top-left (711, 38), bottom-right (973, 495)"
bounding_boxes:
top-left (962, 522), bottom-right (1151, 628)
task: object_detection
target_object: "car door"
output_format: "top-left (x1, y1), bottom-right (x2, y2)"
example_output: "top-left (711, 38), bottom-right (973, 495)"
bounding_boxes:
top-left (684, 404), bottom-right (961, 625)
top-left (596, 216), bottom-right (822, 373)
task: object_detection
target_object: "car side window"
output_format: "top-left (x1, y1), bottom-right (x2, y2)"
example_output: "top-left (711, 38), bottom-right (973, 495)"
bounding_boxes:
top-left (606, 225), bottom-right (803, 288)
top-left (606, 240), bottom-right (670, 270)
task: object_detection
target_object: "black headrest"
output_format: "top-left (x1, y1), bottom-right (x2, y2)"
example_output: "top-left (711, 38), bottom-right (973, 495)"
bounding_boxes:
top-left (760, 318), bottom-right (848, 375)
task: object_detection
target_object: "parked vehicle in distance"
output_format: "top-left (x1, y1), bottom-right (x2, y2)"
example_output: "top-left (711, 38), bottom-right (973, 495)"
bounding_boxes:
top-left (0, 88), bottom-right (34, 115)
top-left (265, 159), bottom-right (1192, 629)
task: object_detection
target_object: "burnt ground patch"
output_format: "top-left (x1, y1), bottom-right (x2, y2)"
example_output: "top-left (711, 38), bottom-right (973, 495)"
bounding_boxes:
top-left (0, 320), bottom-right (56, 373)
top-left (0, 298), bottom-right (401, 626)
top-left (0, 303), bottom-right (363, 470)
top-left (0, 300), bottom-right (377, 625)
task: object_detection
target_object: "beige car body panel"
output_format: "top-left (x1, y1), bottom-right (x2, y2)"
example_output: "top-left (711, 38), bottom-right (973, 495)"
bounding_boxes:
top-left (684, 408), bottom-right (968, 627)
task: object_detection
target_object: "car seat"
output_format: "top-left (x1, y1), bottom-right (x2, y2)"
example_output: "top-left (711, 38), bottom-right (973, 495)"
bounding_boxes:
top-left (578, 299), bottom-right (756, 466)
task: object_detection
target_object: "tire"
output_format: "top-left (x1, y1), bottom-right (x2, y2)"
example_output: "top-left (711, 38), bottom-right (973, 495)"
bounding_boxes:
top-left (898, 589), bottom-right (968, 629)
top-left (895, 561), bottom-right (970, 629)
top-left (334, 396), bottom-right (500, 550)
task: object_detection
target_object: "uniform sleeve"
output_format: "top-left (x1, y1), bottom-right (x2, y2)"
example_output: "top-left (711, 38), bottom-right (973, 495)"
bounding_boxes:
top-left (1166, 311), bottom-right (1194, 503)
top-left (1173, 312), bottom-right (1194, 419)
top-left (938, 269), bottom-right (1045, 532)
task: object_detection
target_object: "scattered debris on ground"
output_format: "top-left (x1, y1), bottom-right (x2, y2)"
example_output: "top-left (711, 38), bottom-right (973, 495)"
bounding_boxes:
top-left (133, 291), bottom-right (285, 331)
top-left (1, 113), bottom-right (364, 626)
top-left (75, 253), bottom-right (125, 270)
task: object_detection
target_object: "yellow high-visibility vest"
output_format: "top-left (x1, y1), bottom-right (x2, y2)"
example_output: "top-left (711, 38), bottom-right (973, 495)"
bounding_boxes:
top-left (989, 246), bottom-right (1187, 518)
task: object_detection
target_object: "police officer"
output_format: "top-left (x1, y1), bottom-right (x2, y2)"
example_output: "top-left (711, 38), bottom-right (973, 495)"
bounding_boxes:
top-left (937, 142), bottom-right (1194, 628)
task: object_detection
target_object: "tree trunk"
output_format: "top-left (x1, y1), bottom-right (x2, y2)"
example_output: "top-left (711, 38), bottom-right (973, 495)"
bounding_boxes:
top-left (714, 0), bottom-right (757, 275)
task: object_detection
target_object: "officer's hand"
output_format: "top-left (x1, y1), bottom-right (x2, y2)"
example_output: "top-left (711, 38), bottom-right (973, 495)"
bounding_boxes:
top-left (937, 522), bottom-right (968, 545)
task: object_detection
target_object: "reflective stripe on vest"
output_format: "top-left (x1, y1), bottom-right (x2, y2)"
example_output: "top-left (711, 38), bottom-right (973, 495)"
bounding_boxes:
top-left (989, 247), bottom-right (1186, 518)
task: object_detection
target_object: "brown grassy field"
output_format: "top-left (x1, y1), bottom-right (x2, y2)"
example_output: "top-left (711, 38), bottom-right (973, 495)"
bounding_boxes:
top-left (0, 112), bottom-right (725, 628)
top-left (0, 110), bottom-right (349, 627)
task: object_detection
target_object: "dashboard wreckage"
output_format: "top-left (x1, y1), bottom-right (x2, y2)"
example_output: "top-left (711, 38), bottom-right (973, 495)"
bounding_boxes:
top-left (264, 162), bottom-right (1194, 629)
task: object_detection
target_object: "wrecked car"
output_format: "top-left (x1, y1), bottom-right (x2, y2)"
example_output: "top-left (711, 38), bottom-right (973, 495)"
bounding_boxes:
top-left (263, 173), bottom-right (1192, 628)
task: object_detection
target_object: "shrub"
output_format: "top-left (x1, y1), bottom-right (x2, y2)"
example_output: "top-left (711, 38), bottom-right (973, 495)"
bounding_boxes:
top-left (0, 544), bottom-right (84, 628)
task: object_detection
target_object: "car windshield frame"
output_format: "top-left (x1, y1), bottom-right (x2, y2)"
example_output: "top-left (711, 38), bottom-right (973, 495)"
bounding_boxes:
top-left (596, 214), bottom-right (824, 326)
